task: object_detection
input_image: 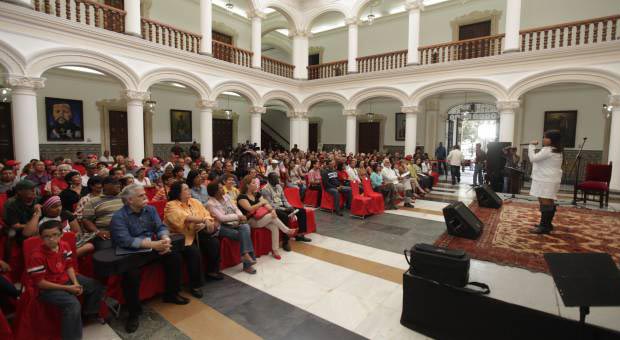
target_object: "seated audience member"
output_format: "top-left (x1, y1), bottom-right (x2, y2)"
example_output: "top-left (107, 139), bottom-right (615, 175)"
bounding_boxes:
top-left (222, 174), bottom-right (240, 204)
top-left (186, 170), bottom-right (209, 206)
top-left (208, 160), bottom-right (224, 180)
top-left (26, 160), bottom-right (51, 190)
top-left (381, 159), bottom-right (413, 208)
top-left (99, 150), bottom-right (114, 164)
top-left (237, 176), bottom-right (296, 259)
top-left (46, 164), bottom-right (72, 196)
top-left (206, 181), bottom-right (256, 274)
top-left (74, 176), bottom-right (103, 221)
top-left (110, 184), bottom-right (188, 333)
top-left (321, 160), bottom-right (352, 216)
top-left (109, 167), bottom-right (125, 180)
top-left (165, 182), bottom-right (223, 297)
top-left (346, 159), bottom-right (361, 184)
top-left (120, 173), bottom-right (134, 189)
top-left (307, 160), bottom-right (322, 203)
top-left (336, 161), bottom-right (350, 186)
top-left (39, 195), bottom-right (94, 258)
top-left (172, 166), bottom-right (185, 182)
top-left (256, 159), bottom-right (267, 179)
top-left (220, 161), bottom-right (239, 186)
top-left (152, 173), bottom-right (176, 202)
top-left (370, 163), bottom-right (397, 210)
top-left (81, 177), bottom-right (124, 250)
top-left (59, 171), bottom-right (87, 213)
top-left (0, 259), bottom-right (20, 307)
top-left (4, 179), bottom-right (41, 243)
top-left (288, 158), bottom-right (307, 198)
top-left (266, 159), bottom-right (279, 177)
top-left (134, 168), bottom-right (152, 188)
top-left (261, 173), bottom-right (312, 250)
top-left (147, 158), bottom-right (164, 183)
top-left (404, 157), bottom-right (425, 198)
top-left (27, 220), bottom-right (105, 340)
top-left (0, 166), bottom-right (19, 194)
top-left (414, 158), bottom-right (433, 191)
top-left (81, 163), bottom-right (99, 186)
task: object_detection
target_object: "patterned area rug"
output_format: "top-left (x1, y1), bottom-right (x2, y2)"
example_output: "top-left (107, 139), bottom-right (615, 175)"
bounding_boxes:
top-left (434, 201), bottom-right (620, 273)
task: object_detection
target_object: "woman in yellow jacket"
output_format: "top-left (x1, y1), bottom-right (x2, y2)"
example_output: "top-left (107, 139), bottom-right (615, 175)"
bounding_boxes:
top-left (164, 181), bottom-right (221, 298)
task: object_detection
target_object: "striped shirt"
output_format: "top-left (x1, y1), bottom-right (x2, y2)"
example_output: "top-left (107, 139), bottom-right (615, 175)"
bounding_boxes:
top-left (81, 195), bottom-right (124, 231)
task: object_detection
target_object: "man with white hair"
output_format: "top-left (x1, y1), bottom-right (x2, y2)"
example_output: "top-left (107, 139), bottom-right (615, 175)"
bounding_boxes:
top-left (109, 184), bottom-right (188, 333)
top-left (381, 159), bottom-right (414, 208)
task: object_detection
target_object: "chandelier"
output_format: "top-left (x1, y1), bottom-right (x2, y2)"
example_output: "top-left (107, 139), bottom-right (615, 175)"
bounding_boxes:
top-left (0, 88), bottom-right (11, 103)
top-left (145, 92), bottom-right (156, 114)
top-left (367, 7), bottom-right (375, 25)
top-left (366, 100), bottom-right (374, 122)
top-left (225, 0), bottom-right (233, 11)
top-left (224, 94), bottom-right (232, 120)
top-left (603, 104), bottom-right (613, 119)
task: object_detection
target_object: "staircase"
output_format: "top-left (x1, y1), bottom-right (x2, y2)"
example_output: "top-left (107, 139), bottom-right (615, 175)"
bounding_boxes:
top-left (261, 121), bottom-right (289, 151)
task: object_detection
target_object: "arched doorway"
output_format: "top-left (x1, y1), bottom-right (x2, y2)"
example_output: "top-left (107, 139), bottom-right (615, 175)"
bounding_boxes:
top-left (445, 102), bottom-right (499, 160)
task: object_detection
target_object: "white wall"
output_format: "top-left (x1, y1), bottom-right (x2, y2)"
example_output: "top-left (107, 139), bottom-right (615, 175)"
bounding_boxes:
top-left (521, 0), bottom-right (620, 30)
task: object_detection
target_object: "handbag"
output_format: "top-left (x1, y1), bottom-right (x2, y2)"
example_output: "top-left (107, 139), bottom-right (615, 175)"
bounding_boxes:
top-left (252, 206), bottom-right (270, 219)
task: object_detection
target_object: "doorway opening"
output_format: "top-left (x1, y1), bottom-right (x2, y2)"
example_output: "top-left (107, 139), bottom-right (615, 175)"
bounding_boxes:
top-left (446, 103), bottom-right (499, 159)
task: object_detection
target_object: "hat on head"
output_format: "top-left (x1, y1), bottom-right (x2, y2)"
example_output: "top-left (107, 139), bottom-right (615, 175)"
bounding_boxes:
top-left (405, 155), bottom-right (413, 161)
top-left (151, 158), bottom-right (160, 165)
top-left (5, 160), bottom-right (20, 167)
top-left (42, 195), bottom-right (61, 210)
top-left (271, 160), bottom-right (279, 165)
top-left (14, 179), bottom-right (36, 192)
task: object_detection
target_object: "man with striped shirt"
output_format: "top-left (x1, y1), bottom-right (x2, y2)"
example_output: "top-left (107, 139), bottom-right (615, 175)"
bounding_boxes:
top-left (81, 176), bottom-right (124, 250)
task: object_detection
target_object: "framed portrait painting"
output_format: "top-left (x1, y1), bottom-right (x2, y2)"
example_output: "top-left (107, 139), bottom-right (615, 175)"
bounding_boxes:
top-left (170, 109), bottom-right (192, 142)
top-left (544, 111), bottom-right (577, 148)
top-left (45, 97), bottom-right (84, 141)
top-left (395, 112), bottom-right (405, 141)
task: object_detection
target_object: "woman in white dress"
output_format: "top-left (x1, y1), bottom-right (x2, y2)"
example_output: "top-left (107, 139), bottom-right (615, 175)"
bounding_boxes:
top-left (528, 130), bottom-right (563, 234)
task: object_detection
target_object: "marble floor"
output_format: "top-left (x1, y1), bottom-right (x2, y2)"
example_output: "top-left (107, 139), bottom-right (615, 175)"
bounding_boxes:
top-left (80, 171), bottom-right (620, 339)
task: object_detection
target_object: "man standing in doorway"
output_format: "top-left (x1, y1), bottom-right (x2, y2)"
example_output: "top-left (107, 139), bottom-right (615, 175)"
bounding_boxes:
top-left (435, 142), bottom-right (447, 177)
top-left (473, 143), bottom-right (487, 186)
top-left (447, 145), bottom-right (464, 185)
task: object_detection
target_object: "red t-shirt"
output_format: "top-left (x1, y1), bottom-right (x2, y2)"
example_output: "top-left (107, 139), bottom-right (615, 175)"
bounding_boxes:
top-left (26, 240), bottom-right (73, 285)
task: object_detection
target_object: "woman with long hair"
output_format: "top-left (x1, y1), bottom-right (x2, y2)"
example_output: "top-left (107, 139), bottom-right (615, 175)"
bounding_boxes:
top-left (528, 130), bottom-right (563, 234)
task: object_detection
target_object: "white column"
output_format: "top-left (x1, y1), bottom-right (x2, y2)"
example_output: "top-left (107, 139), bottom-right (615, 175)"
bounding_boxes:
top-left (346, 18), bottom-right (358, 73)
top-left (299, 116), bottom-right (309, 152)
top-left (199, 0), bottom-right (213, 55)
top-left (504, 0), bottom-right (522, 53)
top-left (608, 95), bottom-right (620, 191)
top-left (123, 0), bottom-right (141, 37)
top-left (344, 110), bottom-right (357, 155)
top-left (124, 90), bottom-right (147, 160)
top-left (402, 106), bottom-right (419, 155)
top-left (4, 0), bottom-right (33, 8)
top-left (497, 100), bottom-right (520, 144)
top-left (289, 116), bottom-right (300, 149)
top-left (292, 31), bottom-right (309, 80)
top-left (406, 0), bottom-right (424, 65)
top-left (6, 76), bottom-right (45, 164)
top-left (197, 100), bottom-right (215, 162)
top-left (250, 11), bottom-right (264, 69)
top-left (250, 106), bottom-right (265, 147)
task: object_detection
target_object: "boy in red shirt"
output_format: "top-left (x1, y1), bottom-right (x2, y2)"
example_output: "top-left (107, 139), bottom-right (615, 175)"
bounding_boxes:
top-left (26, 220), bottom-right (105, 340)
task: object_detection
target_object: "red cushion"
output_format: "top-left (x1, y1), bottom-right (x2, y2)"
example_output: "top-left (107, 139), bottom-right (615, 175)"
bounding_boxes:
top-left (585, 163), bottom-right (612, 182)
top-left (577, 181), bottom-right (608, 191)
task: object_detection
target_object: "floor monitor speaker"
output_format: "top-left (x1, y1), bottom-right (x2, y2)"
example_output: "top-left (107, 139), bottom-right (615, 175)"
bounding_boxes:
top-left (443, 201), bottom-right (484, 240)
top-left (475, 184), bottom-right (503, 209)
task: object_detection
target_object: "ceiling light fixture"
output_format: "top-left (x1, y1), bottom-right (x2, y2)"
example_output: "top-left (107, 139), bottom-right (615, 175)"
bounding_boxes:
top-left (603, 104), bottom-right (613, 119)
top-left (225, 0), bottom-right (233, 11)
top-left (0, 88), bottom-right (12, 103)
top-left (367, 100), bottom-right (374, 122)
top-left (367, 7), bottom-right (375, 25)
top-left (145, 92), bottom-right (156, 114)
top-left (225, 94), bottom-right (232, 120)
top-left (460, 93), bottom-right (471, 119)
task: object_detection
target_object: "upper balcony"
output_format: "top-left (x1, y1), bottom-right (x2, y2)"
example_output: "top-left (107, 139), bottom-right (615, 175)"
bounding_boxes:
top-left (14, 0), bottom-right (620, 81)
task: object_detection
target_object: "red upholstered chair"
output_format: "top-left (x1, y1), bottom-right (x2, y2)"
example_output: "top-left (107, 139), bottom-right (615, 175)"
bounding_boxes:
top-left (219, 237), bottom-right (241, 269)
top-left (303, 176), bottom-right (320, 207)
top-left (284, 187), bottom-right (304, 208)
top-left (361, 178), bottom-right (385, 214)
top-left (144, 187), bottom-right (158, 201)
top-left (0, 309), bottom-right (12, 340)
top-left (284, 187), bottom-right (317, 234)
top-left (148, 200), bottom-right (167, 220)
top-left (250, 228), bottom-right (273, 257)
top-left (320, 183), bottom-right (344, 213)
top-left (576, 162), bottom-right (613, 208)
top-left (14, 233), bottom-right (78, 340)
top-left (349, 181), bottom-right (372, 218)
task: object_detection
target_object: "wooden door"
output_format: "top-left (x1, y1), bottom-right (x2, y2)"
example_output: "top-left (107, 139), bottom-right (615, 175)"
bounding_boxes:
top-left (103, 0), bottom-right (124, 32)
top-left (109, 111), bottom-right (128, 157)
top-left (212, 31), bottom-right (233, 63)
top-left (358, 122), bottom-right (380, 154)
top-left (309, 123), bottom-right (318, 152)
top-left (459, 21), bottom-right (491, 60)
top-left (213, 119), bottom-right (233, 154)
top-left (0, 103), bottom-right (14, 161)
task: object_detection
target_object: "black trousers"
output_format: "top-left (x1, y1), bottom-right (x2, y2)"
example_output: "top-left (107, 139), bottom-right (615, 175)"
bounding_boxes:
top-left (0, 274), bottom-right (20, 309)
top-left (275, 207), bottom-right (307, 240)
top-left (450, 165), bottom-right (461, 184)
top-left (196, 232), bottom-right (221, 274)
top-left (122, 251), bottom-right (182, 317)
top-left (180, 241), bottom-right (204, 289)
top-left (309, 184), bottom-right (322, 206)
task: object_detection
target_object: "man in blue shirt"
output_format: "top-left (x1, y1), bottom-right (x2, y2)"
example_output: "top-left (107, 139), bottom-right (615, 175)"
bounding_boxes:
top-left (435, 142), bottom-right (447, 176)
top-left (109, 184), bottom-right (188, 333)
top-left (320, 160), bottom-right (352, 216)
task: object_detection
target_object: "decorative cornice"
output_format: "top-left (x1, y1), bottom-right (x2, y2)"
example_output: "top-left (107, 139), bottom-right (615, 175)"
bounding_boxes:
top-left (123, 90), bottom-right (148, 101)
top-left (288, 111), bottom-right (308, 119)
top-left (343, 109), bottom-right (358, 116)
top-left (5, 75), bottom-right (45, 89)
top-left (196, 100), bottom-right (217, 110)
top-left (496, 100), bottom-right (520, 112)
top-left (401, 106), bottom-right (419, 114)
top-left (405, 0), bottom-right (425, 11)
top-left (250, 106), bottom-right (267, 114)
top-left (247, 9), bottom-right (266, 20)
top-left (609, 94), bottom-right (620, 107)
top-left (289, 29), bottom-right (312, 38)
top-left (345, 17), bottom-right (359, 26)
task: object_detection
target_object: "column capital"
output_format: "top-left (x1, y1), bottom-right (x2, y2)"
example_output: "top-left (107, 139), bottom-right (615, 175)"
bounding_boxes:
top-left (343, 109), bottom-right (358, 116)
top-left (496, 100), bottom-right (520, 112)
top-left (248, 9), bottom-right (266, 19)
top-left (401, 106), bottom-right (420, 114)
top-left (345, 17), bottom-right (360, 26)
top-left (405, 0), bottom-right (425, 11)
top-left (609, 94), bottom-right (620, 107)
top-left (288, 111), bottom-right (308, 119)
top-left (196, 100), bottom-right (217, 110)
top-left (250, 106), bottom-right (266, 114)
top-left (123, 90), bottom-right (148, 102)
top-left (289, 29), bottom-right (312, 39)
top-left (5, 75), bottom-right (45, 90)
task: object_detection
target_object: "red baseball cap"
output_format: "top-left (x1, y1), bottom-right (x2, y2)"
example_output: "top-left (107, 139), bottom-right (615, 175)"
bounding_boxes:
top-left (5, 160), bottom-right (20, 167)
top-left (44, 160), bottom-right (54, 166)
top-left (405, 155), bottom-right (413, 161)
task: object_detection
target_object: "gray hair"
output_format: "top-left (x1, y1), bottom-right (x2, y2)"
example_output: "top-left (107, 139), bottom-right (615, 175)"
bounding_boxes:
top-left (119, 184), bottom-right (144, 204)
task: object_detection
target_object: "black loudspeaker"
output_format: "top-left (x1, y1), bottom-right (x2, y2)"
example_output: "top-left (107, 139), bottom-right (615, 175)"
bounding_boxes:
top-left (443, 201), bottom-right (483, 240)
top-left (486, 142), bottom-right (511, 192)
top-left (475, 184), bottom-right (503, 209)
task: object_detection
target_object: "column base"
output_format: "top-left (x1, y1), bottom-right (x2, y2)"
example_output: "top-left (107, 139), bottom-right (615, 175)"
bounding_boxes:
top-left (124, 32), bottom-right (143, 38)
top-left (347, 70), bottom-right (358, 74)
top-left (406, 62), bottom-right (420, 66)
top-left (199, 51), bottom-right (213, 57)
top-left (251, 66), bottom-right (262, 70)
top-left (4, 0), bottom-right (34, 9)
top-left (502, 48), bottom-right (521, 54)
top-left (294, 77), bottom-right (308, 81)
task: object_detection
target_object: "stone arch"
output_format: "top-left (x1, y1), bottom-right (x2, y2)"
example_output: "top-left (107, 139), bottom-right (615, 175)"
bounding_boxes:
top-left (209, 81), bottom-right (261, 106)
top-left (261, 90), bottom-right (301, 111)
top-left (351, 0), bottom-right (382, 19)
top-left (0, 39), bottom-right (26, 75)
top-left (410, 78), bottom-right (509, 106)
top-left (304, 6), bottom-right (349, 32)
top-left (508, 68), bottom-right (620, 99)
top-left (138, 67), bottom-right (210, 99)
top-left (260, 1), bottom-right (301, 31)
top-left (347, 87), bottom-right (410, 110)
top-left (301, 92), bottom-right (348, 112)
top-left (26, 47), bottom-right (139, 89)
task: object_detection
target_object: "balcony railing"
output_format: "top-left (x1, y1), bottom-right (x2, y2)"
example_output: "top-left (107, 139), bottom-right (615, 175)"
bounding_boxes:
top-left (357, 49), bottom-right (408, 72)
top-left (212, 40), bottom-right (253, 68)
top-left (308, 60), bottom-right (348, 80)
top-left (261, 56), bottom-right (295, 78)
top-left (141, 18), bottom-right (201, 53)
top-left (419, 34), bottom-right (504, 65)
top-left (33, 0), bottom-right (125, 33)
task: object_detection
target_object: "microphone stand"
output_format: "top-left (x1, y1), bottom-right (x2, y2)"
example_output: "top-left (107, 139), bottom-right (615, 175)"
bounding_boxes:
top-left (570, 138), bottom-right (587, 205)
